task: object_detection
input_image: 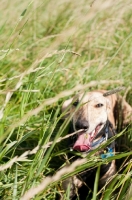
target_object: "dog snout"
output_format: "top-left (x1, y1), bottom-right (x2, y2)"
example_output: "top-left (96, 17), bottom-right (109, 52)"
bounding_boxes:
top-left (75, 120), bottom-right (89, 130)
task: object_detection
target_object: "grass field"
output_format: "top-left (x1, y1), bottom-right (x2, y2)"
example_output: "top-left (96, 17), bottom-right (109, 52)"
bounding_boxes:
top-left (0, 0), bottom-right (132, 199)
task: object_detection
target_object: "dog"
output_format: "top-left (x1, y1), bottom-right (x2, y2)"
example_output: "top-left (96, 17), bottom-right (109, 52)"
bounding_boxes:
top-left (61, 90), bottom-right (132, 199)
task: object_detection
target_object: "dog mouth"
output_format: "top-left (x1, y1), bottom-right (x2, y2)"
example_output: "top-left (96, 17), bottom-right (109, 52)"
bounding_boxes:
top-left (73, 124), bottom-right (104, 152)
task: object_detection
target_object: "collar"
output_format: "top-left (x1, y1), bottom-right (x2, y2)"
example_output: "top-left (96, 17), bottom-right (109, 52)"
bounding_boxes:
top-left (101, 147), bottom-right (114, 159)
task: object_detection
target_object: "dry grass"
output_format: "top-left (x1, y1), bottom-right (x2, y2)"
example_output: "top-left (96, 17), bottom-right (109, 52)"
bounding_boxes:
top-left (0, 0), bottom-right (132, 199)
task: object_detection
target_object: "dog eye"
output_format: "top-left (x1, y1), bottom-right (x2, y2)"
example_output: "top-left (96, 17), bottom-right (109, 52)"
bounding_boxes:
top-left (96, 103), bottom-right (103, 108)
top-left (73, 100), bottom-right (79, 107)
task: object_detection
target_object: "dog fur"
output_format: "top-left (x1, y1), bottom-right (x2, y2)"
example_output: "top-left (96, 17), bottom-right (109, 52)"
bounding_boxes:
top-left (62, 90), bottom-right (132, 128)
top-left (61, 90), bottom-right (132, 199)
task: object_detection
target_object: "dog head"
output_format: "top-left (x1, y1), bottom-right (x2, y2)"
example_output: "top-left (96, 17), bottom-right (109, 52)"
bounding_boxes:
top-left (62, 91), bottom-right (113, 152)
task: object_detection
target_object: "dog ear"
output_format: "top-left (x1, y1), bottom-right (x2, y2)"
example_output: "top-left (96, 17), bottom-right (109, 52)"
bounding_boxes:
top-left (117, 96), bottom-right (132, 126)
top-left (106, 93), bottom-right (132, 128)
top-left (61, 98), bottom-right (73, 119)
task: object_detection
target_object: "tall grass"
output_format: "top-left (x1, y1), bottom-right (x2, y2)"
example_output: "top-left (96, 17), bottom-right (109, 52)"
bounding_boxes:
top-left (0, 0), bottom-right (132, 199)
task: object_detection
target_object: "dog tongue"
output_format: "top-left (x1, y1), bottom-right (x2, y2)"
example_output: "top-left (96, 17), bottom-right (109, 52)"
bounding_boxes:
top-left (73, 133), bottom-right (91, 151)
top-left (73, 145), bottom-right (90, 151)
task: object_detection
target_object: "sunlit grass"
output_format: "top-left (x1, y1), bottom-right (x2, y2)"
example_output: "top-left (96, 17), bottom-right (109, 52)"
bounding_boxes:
top-left (0, 0), bottom-right (132, 199)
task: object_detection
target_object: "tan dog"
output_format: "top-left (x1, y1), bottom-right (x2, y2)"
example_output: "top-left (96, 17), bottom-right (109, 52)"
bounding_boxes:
top-left (62, 90), bottom-right (132, 134)
top-left (62, 90), bottom-right (132, 199)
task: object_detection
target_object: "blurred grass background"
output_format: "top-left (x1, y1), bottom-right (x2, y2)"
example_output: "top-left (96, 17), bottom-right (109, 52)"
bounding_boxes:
top-left (0, 0), bottom-right (132, 199)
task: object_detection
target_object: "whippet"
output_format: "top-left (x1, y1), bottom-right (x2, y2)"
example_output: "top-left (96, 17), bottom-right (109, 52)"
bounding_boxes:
top-left (61, 90), bottom-right (132, 199)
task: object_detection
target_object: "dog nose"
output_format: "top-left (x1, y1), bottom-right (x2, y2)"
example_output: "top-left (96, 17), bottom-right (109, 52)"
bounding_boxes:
top-left (75, 120), bottom-right (89, 130)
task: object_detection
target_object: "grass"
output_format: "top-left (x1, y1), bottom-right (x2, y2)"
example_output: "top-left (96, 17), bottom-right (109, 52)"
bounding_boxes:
top-left (0, 0), bottom-right (132, 199)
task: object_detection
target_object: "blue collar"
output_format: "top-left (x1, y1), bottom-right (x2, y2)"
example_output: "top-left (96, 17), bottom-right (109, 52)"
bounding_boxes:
top-left (86, 120), bottom-right (115, 158)
top-left (87, 133), bottom-right (114, 158)
top-left (101, 147), bottom-right (114, 159)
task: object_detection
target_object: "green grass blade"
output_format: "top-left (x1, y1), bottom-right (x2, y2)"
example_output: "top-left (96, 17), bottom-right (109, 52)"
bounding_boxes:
top-left (92, 165), bottom-right (100, 200)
